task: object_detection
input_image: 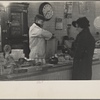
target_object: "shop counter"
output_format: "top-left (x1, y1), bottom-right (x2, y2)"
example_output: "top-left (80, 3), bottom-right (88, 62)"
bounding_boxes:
top-left (0, 61), bottom-right (73, 80)
top-left (0, 59), bottom-right (100, 80)
top-left (92, 60), bottom-right (100, 80)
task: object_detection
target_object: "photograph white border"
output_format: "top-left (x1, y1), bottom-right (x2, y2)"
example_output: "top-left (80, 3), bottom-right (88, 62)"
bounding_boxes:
top-left (0, 0), bottom-right (100, 99)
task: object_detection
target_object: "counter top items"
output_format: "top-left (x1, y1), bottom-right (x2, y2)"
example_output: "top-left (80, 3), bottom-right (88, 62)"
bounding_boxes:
top-left (1, 51), bottom-right (48, 75)
top-left (2, 48), bottom-right (100, 76)
top-left (18, 58), bottom-right (26, 64)
top-left (1, 59), bottom-right (100, 80)
top-left (61, 45), bottom-right (69, 54)
top-left (2, 45), bottom-right (18, 75)
top-left (10, 49), bottom-right (25, 61)
top-left (48, 53), bottom-right (73, 64)
top-left (58, 55), bottom-right (66, 62)
top-left (34, 53), bottom-right (46, 65)
top-left (1, 50), bottom-right (100, 80)
top-left (93, 54), bottom-right (99, 61)
top-left (48, 54), bottom-right (58, 64)
top-left (95, 39), bottom-right (100, 48)
top-left (93, 49), bottom-right (100, 61)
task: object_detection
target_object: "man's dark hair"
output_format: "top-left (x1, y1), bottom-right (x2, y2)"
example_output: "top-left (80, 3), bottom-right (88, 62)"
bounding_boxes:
top-left (34, 14), bottom-right (46, 21)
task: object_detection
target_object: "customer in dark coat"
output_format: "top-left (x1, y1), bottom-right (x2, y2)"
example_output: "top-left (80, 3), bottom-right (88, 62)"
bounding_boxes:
top-left (71, 17), bottom-right (95, 80)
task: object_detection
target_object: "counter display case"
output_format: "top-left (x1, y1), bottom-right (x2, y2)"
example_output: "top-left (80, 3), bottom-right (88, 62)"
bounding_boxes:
top-left (0, 55), bottom-right (100, 80)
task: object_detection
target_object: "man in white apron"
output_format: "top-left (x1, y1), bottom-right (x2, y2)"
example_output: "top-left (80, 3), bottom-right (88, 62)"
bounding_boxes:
top-left (29, 14), bottom-right (52, 60)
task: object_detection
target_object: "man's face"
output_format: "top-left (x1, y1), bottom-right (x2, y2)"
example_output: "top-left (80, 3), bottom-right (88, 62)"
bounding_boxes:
top-left (36, 19), bottom-right (44, 28)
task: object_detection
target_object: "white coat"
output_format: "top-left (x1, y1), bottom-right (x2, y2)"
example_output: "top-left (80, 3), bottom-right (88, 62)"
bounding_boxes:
top-left (29, 23), bottom-right (52, 60)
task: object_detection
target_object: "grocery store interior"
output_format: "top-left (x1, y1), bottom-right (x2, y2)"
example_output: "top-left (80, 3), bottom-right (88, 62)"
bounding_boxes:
top-left (0, 1), bottom-right (100, 80)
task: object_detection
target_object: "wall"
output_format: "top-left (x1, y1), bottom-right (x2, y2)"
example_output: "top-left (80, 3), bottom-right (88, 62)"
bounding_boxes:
top-left (70, 1), bottom-right (96, 39)
top-left (94, 1), bottom-right (100, 40)
top-left (28, 2), bottom-right (68, 44)
top-left (28, 1), bottom-right (99, 57)
top-left (28, 1), bottom-right (98, 42)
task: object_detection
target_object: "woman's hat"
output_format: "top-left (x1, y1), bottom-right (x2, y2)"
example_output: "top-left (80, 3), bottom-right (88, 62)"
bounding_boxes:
top-left (72, 17), bottom-right (90, 28)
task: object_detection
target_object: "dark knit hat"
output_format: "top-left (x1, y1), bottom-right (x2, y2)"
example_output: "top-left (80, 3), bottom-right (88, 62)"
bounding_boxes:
top-left (35, 14), bottom-right (46, 21)
top-left (72, 17), bottom-right (90, 28)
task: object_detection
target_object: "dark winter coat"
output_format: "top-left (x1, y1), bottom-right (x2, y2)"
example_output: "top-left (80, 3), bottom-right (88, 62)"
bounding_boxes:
top-left (72, 28), bottom-right (95, 80)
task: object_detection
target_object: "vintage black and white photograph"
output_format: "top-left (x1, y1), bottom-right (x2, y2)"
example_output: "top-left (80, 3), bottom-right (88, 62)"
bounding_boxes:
top-left (0, 0), bottom-right (100, 99)
top-left (0, 1), bottom-right (100, 81)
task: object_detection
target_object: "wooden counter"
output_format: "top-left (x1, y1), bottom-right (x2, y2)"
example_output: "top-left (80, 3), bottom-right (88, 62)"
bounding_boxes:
top-left (0, 60), bottom-right (100, 80)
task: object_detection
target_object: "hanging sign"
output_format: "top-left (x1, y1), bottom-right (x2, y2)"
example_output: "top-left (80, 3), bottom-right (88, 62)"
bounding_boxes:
top-left (79, 2), bottom-right (89, 14)
top-left (64, 2), bottom-right (73, 18)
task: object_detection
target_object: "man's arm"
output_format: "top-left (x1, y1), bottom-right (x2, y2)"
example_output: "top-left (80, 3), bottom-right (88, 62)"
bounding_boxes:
top-left (41, 29), bottom-right (53, 40)
top-left (29, 23), bottom-right (46, 38)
